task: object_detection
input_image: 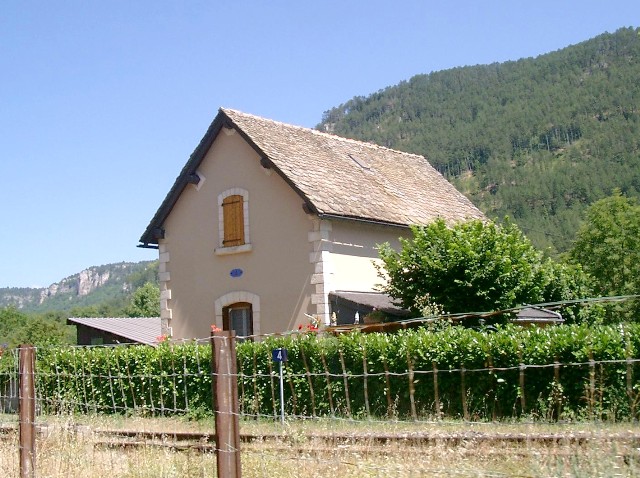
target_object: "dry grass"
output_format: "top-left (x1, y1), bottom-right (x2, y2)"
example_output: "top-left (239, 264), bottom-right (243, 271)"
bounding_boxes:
top-left (1, 415), bottom-right (639, 477)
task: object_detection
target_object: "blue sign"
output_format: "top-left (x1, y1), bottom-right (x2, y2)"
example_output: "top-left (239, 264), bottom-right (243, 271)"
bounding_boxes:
top-left (272, 348), bottom-right (288, 362)
top-left (230, 268), bottom-right (243, 278)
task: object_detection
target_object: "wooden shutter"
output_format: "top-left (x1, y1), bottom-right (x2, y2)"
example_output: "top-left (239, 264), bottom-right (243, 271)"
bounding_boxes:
top-left (222, 195), bottom-right (244, 246)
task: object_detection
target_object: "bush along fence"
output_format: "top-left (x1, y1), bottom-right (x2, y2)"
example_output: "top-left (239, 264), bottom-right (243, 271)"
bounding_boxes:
top-left (237, 324), bottom-right (640, 421)
top-left (4, 332), bottom-right (242, 478)
top-left (2, 324), bottom-right (640, 422)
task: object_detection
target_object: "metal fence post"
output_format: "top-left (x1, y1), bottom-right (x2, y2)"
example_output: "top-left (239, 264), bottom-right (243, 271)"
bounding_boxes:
top-left (211, 331), bottom-right (242, 478)
top-left (19, 345), bottom-right (36, 478)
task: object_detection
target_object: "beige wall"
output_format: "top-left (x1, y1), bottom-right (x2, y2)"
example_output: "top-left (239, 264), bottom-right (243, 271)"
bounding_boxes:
top-left (159, 128), bottom-right (317, 339)
top-left (328, 220), bottom-right (409, 293)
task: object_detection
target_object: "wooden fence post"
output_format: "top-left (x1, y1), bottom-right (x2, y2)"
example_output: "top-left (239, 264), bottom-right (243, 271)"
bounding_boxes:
top-left (319, 350), bottom-right (335, 416)
top-left (406, 349), bottom-right (417, 420)
top-left (554, 355), bottom-right (562, 420)
top-left (518, 348), bottom-right (526, 413)
top-left (338, 348), bottom-right (352, 419)
top-left (211, 331), bottom-right (242, 478)
top-left (361, 343), bottom-right (370, 419)
top-left (432, 361), bottom-right (441, 420)
top-left (460, 364), bottom-right (469, 421)
top-left (623, 326), bottom-right (636, 418)
top-left (19, 345), bottom-right (36, 478)
top-left (299, 346), bottom-right (317, 417)
top-left (588, 350), bottom-right (596, 419)
top-left (382, 357), bottom-right (393, 418)
top-left (487, 355), bottom-right (497, 421)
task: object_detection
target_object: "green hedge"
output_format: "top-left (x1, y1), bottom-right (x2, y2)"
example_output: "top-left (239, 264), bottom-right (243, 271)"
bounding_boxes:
top-left (34, 343), bottom-right (213, 416)
top-left (238, 324), bottom-right (640, 421)
top-left (3, 323), bottom-right (638, 421)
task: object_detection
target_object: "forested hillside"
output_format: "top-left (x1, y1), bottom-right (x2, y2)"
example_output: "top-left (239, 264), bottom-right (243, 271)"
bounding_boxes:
top-left (318, 27), bottom-right (640, 254)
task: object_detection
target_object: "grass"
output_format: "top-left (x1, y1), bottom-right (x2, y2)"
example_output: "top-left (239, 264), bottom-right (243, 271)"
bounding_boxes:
top-left (1, 414), bottom-right (639, 477)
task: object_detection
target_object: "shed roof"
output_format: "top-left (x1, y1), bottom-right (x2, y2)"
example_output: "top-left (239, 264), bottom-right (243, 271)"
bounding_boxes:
top-left (330, 291), bottom-right (408, 316)
top-left (140, 108), bottom-right (484, 246)
top-left (68, 317), bottom-right (162, 346)
top-left (513, 307), bottom-right (564, 325)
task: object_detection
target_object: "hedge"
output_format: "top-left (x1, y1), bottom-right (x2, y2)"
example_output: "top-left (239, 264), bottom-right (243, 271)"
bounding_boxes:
top-left (2, 323), bottom-right (639, 421)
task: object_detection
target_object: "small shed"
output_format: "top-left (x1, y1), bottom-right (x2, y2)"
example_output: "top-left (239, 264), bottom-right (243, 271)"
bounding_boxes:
top-left (329, 291), bottom-right (409, 325)
top-left (67, 317), bottom-right (163, 346)
top-left (511, 307), bottom-right (564, 327)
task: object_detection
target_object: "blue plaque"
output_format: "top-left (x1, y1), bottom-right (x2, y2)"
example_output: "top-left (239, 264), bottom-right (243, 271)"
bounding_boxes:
top-left (230, 268), bottom-right (243, 278)
top-left (272, 348), bottom-right (288, 362)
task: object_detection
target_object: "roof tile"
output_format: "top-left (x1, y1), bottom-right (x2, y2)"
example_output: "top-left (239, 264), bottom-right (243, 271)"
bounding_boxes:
top-left (222, 108), bottom-right (484, 226)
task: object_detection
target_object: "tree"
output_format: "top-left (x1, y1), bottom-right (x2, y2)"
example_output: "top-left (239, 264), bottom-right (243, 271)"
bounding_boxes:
top-left (0, 307), bottom-right (73, 347)
top-left (569, 191), bottom-right (640, 321)
top-left (125, 282), bottom-right (160, 318)
top-left (10, 316), bottom-right (71, 346)
top-left (377, 219), bottom-right (591, 322)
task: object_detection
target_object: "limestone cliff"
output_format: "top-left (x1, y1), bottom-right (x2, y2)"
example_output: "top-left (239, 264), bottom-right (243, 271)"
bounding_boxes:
top-left (0, 261), bottom-right (157, 312)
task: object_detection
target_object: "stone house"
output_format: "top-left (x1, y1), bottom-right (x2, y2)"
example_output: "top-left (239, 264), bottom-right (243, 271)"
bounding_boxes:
top-left (139, 108), bottom-right (484, 340)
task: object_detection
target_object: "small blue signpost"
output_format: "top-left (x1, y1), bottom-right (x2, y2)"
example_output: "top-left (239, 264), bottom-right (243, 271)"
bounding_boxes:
top-left (272, 348), bottom-right (287, 424)
top-left (272, 348), bottom-right (287, 363)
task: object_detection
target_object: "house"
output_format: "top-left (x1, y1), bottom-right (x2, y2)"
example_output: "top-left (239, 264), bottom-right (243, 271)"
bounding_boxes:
top-left (68, 317), bottom-right (162, 346)
top-left (139, 108), bottom-right (484, 340)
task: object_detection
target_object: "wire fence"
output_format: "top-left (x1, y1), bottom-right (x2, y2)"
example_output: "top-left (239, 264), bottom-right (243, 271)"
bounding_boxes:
top-left (3, 343), bottom-right (637, 422)
top-left (2, 329), bottom-right (640, 477)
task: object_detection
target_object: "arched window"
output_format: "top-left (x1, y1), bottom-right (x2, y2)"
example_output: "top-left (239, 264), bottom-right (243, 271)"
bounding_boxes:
top-left (222, 302), bottom-right (253, 339)
top-left (214, 291), bottom-right (260, 337)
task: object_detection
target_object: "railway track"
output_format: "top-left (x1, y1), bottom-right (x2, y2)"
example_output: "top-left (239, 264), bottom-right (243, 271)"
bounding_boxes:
top-left (4, 422), bottom-right (640, 452)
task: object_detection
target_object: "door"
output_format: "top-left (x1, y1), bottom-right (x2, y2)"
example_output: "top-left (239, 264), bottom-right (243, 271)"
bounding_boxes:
top-left (222, 302), bottom-right (253, 339)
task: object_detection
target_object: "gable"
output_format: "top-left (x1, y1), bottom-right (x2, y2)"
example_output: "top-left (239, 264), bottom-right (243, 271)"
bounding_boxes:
top-left (139, 108), bottom-right (485, 247)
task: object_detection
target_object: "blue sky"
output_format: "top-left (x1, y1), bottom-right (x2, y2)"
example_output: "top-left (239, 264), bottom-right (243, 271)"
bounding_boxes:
top-left (1, 1), bottom-right (638, 288)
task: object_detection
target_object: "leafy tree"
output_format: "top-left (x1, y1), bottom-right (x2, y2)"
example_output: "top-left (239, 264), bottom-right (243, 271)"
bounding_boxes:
top-left (569, 191), bottom-right (640, 321)
top-left (11, 316), bottom-right (71, 346)
top-left (377, 219), bottom-right (591, 323)
top-left (125, 282), bottom-right (160, 317)
top-left (0, 306), bottom-right (74, 347)
top-left (0, 306), bottom-right (25, 344)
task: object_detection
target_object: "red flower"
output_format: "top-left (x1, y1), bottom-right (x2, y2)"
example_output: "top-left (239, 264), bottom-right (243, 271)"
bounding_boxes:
top-left (297, 324), bottom-right (318, 333)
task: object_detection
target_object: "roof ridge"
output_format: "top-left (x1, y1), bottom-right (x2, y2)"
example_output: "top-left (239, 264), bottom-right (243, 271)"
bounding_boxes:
top-left (220, 107), bottom-right (427, 161)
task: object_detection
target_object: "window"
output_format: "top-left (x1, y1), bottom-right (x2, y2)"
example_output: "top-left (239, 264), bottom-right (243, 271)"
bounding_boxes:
top-left (222, 194), bottom-right (245, 246)
top-left (217, 188), bottom-right (251, 254)
top-left (223, 302), bottom-right (253, 340)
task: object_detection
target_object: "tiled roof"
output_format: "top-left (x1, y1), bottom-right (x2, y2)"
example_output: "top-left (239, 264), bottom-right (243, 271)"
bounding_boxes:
top-left (68, 317), bottom-right (162, 346)
top-left (140, 108), bottom-right (484, 246)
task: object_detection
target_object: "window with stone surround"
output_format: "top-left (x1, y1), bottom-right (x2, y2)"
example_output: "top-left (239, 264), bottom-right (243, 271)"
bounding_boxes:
top-left (217, 188), bottom-right (251, 254)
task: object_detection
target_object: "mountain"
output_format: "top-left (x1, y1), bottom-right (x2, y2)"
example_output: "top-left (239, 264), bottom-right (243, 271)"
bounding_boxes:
top-left (318, 27), bottom-right (640, 254)
top-left (0, 261), bottom-right (158, 313)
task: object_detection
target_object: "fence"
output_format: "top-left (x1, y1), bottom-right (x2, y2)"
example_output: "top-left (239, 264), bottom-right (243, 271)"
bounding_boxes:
top-left (2, 326), bottom-right (640, 477)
